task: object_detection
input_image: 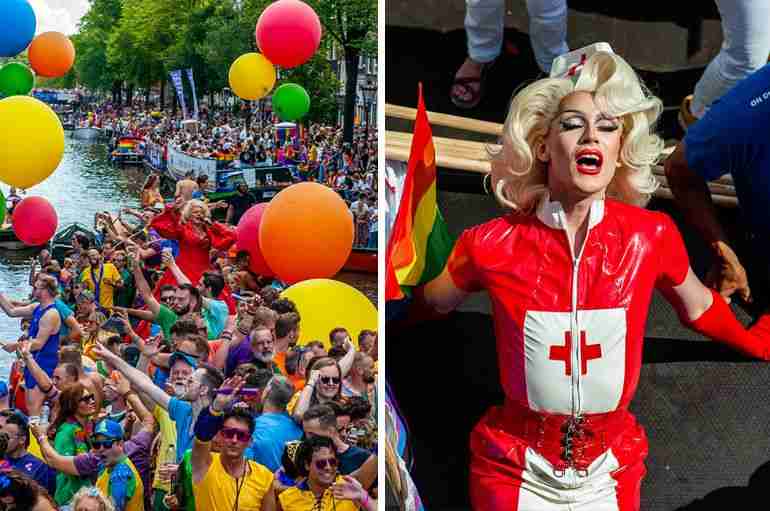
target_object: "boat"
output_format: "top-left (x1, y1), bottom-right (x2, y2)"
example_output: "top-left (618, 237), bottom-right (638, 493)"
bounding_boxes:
top-left (71, 127), bottom-right (103, 141)
top-left (110, 136), bottom-right (144, 165)
top-left (49, 223), bottom-right (99, 263)
top-left (0, 226), bottom-right (44, 250)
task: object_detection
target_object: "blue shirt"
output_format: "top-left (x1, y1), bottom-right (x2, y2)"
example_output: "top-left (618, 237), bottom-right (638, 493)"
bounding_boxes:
top-left (244, 412), bottom-right (302, 471)
top-left (168, 397), bottom-right (194, 463)
top-left (685, 63), bottom-right (770, 236)
top-left (53, 298), bottom-right (74, 340)
top-left (202, 298), bottom-right (228, 340)
top-left (7, 452), bottom-right (56, 496)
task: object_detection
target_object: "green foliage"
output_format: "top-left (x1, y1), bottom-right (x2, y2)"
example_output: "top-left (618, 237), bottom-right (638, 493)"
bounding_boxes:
top-left (64, 0), bottom-right (375, 135)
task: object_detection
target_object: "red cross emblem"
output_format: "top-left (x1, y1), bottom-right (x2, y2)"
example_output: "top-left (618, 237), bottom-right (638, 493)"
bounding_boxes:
top-left (549, 330), bottom-right (602, 376)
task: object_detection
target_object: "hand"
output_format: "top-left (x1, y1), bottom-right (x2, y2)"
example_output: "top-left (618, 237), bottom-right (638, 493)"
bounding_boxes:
top-left (18, 340), bottom-right (31, 359)
top-left (91, 341), bottom-right (119, 362)
top-left (173, 196), bottom-right (185, 210)
top-left (307, 369), bottom-right (319, 387)
top-left (331, 475), bottom-right (367, 502)
top-left (212, 376), bottom-right (244, 412)
top-left (705, 241), bottom-right (751, 304)
top-left (161, 250), bottom-right (175, 268)
top-left (113, 371), bottom-right (131, 396)
top-left (30, 423), bottom-right (47, 444)
top-left (140, 335), bottom-right (162, 358)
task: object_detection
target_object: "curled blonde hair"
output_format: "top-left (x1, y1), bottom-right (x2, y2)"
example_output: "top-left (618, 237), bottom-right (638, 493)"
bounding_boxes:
top-left (180, 199), bottom-right (211, 224)
top-left (490, 51), bottom-right (663, 212)
top-left (70, 486), bottom-right (116, 511)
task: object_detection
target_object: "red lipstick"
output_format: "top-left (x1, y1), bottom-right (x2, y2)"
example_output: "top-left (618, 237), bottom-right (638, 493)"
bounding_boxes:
top-left (575, 148), bottom-right (604, 175)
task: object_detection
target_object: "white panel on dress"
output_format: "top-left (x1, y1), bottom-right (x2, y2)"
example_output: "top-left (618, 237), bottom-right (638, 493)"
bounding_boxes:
top-left (523, 308), bottom-right (626, 414)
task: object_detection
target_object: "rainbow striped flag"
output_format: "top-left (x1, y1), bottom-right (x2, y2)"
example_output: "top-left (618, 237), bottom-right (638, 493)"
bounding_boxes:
top-left (385, 85), bottom-right (454, 300)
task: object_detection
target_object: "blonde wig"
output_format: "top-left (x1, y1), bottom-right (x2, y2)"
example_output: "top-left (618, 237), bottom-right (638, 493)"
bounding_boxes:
top-left (180, 199), bottom-right (211, 224)
top-left (490, 51), bottom-right (663, 212)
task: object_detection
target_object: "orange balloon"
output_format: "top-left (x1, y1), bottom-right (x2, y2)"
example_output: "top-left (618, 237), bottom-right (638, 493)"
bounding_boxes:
top-left (28, 32), bottom-right (75, 78)
top-left (259, 182), bottom-right (354, 284)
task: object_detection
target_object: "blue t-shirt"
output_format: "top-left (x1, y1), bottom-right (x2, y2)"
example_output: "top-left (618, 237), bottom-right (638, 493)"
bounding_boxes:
top-left (7, 452), bottom-right (56, 496)
top-left (685, 63), bottom-right (770, 236)
top-left (202, 299), bottom-right (229, 340)
top-left (244, 412), bottom-right (303, 472)
top-left (168, 397), bottom-right (194, 462)
top-left (54, 298), bottom-right (74, 340)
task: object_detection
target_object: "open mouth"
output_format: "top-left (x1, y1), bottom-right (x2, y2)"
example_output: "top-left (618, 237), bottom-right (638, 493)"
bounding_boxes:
top-left (575, 149), bottom-right (603, 175)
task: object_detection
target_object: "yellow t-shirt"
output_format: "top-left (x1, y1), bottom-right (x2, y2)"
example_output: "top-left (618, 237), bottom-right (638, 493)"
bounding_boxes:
top-left (81, 263), bottom-right (121, 309)
top-left (152, 405), bottom-right (178, 491)
top-left (286, 390), bottom-right (301, 416)
top-left (279, 476), bottom-right (360, 511)
top-left (193, 452), bottom-right (274, 511)
top-left (96, 456), bottom-right (144, 511)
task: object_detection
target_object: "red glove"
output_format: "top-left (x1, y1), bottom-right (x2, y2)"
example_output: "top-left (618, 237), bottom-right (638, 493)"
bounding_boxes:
top-left (687, 288), bottom-right (770, 360)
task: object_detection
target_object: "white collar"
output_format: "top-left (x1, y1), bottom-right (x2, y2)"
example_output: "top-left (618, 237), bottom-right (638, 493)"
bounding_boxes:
top-left (535, 192), bottom-right (605, 231)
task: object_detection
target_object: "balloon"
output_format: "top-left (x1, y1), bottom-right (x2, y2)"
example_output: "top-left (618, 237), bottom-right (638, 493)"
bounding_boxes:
top-left (28, 32), bottom-right (76, 78)
top-left (0, 96), bottom-right (65, 189)
top-left (0, 62), bottom-right (34, 97)
top-left (255, 0), bottom-right (321, 68)
top-left (272, 83), bottom-right (310, 121)
top-left (0, 0), bottom-right (36, 58)
top-left (228, 53), bottom-right (276, 101)
top-left (280, 279), bottom-right (377, 349)
top-left (12, 196), bottom-right (57, 246)
top-left (260, 182), bottom-right (354, 284)
top-left (0, 190), bottom-right (5, 227)
top-left (236, 203), bottom-right (273, 276)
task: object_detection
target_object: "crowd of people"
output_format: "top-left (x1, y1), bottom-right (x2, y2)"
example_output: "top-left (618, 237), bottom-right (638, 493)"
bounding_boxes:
top-left (0, 169), bottom-right (379, 510)
top-left (75, 104), bottom-right (378, 249)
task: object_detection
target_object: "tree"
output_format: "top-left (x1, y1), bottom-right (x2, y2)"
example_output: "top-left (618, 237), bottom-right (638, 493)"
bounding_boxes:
top-left (306, 0), bottom-right (377, 143)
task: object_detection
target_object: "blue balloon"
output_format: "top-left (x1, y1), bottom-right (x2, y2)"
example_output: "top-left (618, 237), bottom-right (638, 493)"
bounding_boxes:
top-left (0, 0), bottom-right (36, 58)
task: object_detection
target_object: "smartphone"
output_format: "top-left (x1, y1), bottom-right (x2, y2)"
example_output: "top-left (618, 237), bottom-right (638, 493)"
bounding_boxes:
top-left (216, 387), bottom-right (262, 396)
top-left (101, 315), bottom-right (126, 335)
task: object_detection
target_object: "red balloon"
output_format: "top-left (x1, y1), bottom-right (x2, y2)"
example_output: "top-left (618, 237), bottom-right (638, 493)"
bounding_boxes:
top-left (255, 0), bottom-right (322, 68)
top-left (236, 203), bottom-right (273, 276)
top-left (12, 196), bottom-right (58, 246)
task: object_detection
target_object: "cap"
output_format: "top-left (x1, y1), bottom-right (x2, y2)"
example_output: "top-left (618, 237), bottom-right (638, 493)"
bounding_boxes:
top-left (169, 351), bottom-right (198, 370)
top-left (94, 419), bottom-right (124, 440)
top-left (77, 289), bottom-right (96, 302)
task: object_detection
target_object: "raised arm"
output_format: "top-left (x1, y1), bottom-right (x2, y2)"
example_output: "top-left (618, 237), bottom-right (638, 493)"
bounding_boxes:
top-left (18, 341), bottom-right (54, 393)
top-left (91, 341), bottom-right (172, 410)
top-left (114, 371), bottom-right (155, 432)
top-left (292, 370), bottom-right (318, 422)
top-left (31, 425), bottom-right (79, 476)
top-left (0, 293), bottom-right (36, 318)
top-left (128, 252), bottom-right (162, 317)
top-left (337, 338), bottom-right (356, 377)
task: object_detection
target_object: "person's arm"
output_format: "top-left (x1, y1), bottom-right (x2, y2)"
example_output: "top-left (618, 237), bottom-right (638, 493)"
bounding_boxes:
top-left (115, 371), bottom-right (155, 432)
top-left (350, 454), bottom-right (377, 491)
top-left (192, 377), bottom-right (243, 483)
top-left (129, 253), bottom-right (162, 317)
top-left (665, 141), bottom-right (750, 302)
top-left (64, 314), bottom-right (84, 343)
top-left (116, 305), bottom-right (155, 322)
top-left (331, 475), bottom-right (376, 511)
top-left (226, 204), bottom-right (235, 225)
top-left (337, 338), bottom-right (356, 377)
top-left (0, 293), bottom-right (36, 318)
top-left (91, 341), bottom-right (172, 410)
top-left (30, 425), bottom-right (80, 476)
top-left (261, 484), bottom-right (277, 511)
top-left (212, 332), bottom-right (235, 370)
top-left (292, 371), bottom-right (319, 422)
top-left (18, 341), bottom-right (55, 394)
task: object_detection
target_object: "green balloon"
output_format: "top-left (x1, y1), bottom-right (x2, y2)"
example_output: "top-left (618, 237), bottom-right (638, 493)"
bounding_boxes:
top-left (273, 83), bottom-right (310, 122)
top-left (0, 190), bottom-right (5, 227)
top-left (0, 62), bottom-right (34, 97)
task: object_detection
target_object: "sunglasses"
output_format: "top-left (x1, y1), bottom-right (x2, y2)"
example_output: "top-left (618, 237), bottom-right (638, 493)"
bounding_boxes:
top-left (314, 458), bottom-right (338, 470)
top-left (220, 427), bottom-right (251, 443)
top-left (92, 439), bottom-right (116, 450)
top-left (319, 376), bottom-right (341, 386)
top-left (79, 394), bottom-right (96, 404)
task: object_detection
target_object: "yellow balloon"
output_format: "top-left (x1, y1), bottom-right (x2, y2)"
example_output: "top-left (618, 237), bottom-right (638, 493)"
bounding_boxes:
top-left (281, 279), bottom-right (377, 349)
top-left (229, 52), bottom-right (276, 100)
top-left (0, 96), bottom-right (64, 189)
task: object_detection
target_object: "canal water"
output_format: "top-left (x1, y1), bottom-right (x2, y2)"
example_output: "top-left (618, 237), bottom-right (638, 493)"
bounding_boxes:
top-left (0, 135), bottom-right (377, 379)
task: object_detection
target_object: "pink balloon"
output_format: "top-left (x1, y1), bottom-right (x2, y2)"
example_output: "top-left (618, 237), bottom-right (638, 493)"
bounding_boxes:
top-left (236, 203), bottom-right (273, 276)
top-left (12, 196), bottom-right (58, 246)
top-left (255, 0), bottom-right (322, 68)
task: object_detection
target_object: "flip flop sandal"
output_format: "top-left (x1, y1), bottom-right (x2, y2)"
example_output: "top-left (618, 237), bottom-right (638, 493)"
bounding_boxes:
top-left (450, 60), bottom-right (495, 110)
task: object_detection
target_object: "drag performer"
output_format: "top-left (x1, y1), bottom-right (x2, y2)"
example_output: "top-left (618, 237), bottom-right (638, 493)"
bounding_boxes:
top-left (421, 48), bottom-right (770, 510)
top-left (150, 198), bottom-right (236, 293)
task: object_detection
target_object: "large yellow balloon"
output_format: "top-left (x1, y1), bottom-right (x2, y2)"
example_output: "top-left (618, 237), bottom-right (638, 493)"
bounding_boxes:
top-left (229, 53), bottom-right (276, 100)
top-left (0, 96), bottom-right (64, 189)
top-left (281, 279), bottom-right (377, 349)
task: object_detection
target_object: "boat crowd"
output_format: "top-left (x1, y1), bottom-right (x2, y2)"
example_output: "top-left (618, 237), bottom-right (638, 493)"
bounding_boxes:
top-left (0, 107), bottom-right (379, 510)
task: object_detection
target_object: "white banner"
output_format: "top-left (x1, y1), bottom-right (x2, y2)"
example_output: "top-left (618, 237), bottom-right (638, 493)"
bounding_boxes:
top-left (167, 145), bottom-right (218, 182)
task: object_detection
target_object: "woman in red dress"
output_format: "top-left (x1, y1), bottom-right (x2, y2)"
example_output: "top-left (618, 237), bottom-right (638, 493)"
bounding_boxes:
top-left (150, 198), bottom-right (236, 293)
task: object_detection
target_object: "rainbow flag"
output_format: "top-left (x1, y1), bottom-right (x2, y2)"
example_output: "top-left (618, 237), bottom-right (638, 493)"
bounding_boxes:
top-left (385, 85), bottom-right (454, 300)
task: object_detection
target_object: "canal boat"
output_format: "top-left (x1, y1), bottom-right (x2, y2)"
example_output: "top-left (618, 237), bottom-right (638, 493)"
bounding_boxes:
top-left (49, 223), bottom-right (99, 263)
top-left (110, 136), bottom-right (144, 165)
top-left (72, 127), bottom-right (104, 141)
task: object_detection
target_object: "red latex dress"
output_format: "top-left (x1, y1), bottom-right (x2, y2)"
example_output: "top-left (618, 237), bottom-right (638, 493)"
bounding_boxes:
top-left (447, 196), bottom-right (690, 510)
top-left (150, 207), bottom-right (237, 295)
